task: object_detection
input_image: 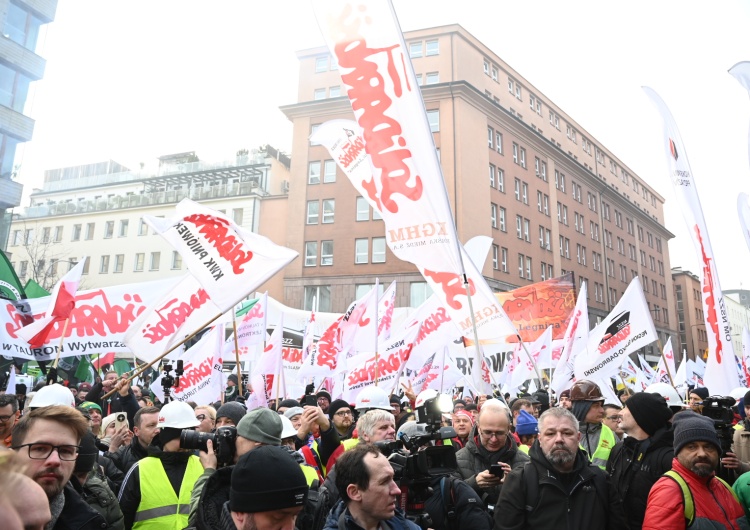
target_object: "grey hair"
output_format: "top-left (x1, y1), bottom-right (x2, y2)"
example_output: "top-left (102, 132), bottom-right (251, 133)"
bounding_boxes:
top-left (538, 406), bottom-right (579, 432)
top-left (357, 409), bottom-right (394, 439)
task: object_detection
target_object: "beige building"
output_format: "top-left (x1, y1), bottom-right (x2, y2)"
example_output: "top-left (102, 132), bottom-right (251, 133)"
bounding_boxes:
top-left (8, 147), bottom-right (292, 298)
top-left (672, 268), bottom-right (708, 362)
top-left (281, 24), bottom-right (678, 357)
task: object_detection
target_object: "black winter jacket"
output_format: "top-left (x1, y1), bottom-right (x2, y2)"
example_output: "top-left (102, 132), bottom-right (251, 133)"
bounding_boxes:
top-left (454, 425), bottom-right (529, 505)
top-left (607, 426), bottom-right (674, 530)
top-left (323, 500), bottom-right (421, 530)
top-left (425, 475), bottom-right (493, 530)
top-left (104, 434), bottom-right (149, 475)
top-left (86, 384), bottom-right (140, 427)
top-left (494, 442), bottom-right (627, 530)
top-left (52, 482), bottom-right (109, 530)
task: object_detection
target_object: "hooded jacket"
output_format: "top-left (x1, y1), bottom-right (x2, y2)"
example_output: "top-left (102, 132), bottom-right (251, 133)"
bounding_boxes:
top-left (454, 424), bottom-right (529, 505)
top-left (607, 426), bottom-right (674, 530)
top-left (72, 472), bottom-right (125, 530)
top-left (323, 499), bottom-right (421, 530)
top-left (643, 457), bottom-right (748, 530)
top-left (495, 441), bottom-right (627, 530)
top-left (51, 481), bottom-right (109, 530)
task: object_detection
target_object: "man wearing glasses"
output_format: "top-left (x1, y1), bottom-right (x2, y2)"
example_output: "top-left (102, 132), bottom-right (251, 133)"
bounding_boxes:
top-left (602, 404), bottom-right (625, 441)
top-left (0, 394), bottom-right (19, 447)
top-left (12, 404), bottom-right (108, 530)
top-left (455, 399), bottom-right (529, 509)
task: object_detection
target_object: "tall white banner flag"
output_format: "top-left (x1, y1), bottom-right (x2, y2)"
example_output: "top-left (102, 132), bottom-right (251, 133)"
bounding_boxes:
top-left (737, 193), bottom-right (750, 255)
top-left (550, 283), bottom-right (589, 396)
top-left (644, 87), bottom-right (739, 395)
top-left (729, 61), bottom-right (750, 169)
top-left (655, 337), bottom-right (677, 385)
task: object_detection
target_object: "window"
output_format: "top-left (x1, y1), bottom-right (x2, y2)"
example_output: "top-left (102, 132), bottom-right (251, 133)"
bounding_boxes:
top-left (42, 227), bottom-right (50, 243)
top-left (139, 219), bottom-right (148, 236)
top-left (415, 74), bottom-right (422, 86)
top-left (501, 247), bottom-right (508, 272)
top-left (620, 264), bottom-right (628, 282)
top-left (134, 253), bottom-right (145, 272)
top-left (603, 203), bottom-right (610, 221)
top-left (315, 56), bottom-right (328, 72)
top-left (425, 72), bottom-right (439, 84)
top-left (539, 226), bottom-right (551, 250)
top-left (593, 252), bottom-right (602, 272)
top-left (329, 86), bottom-right (341, 98)
top-left (577, 244), bottom-right (586, 265)
top-left (18, 260), bottom-right (27, 279)
top-left (150, 252), bottom-right (160, 271)
top-left (100, 255), bottom-right (110, 274)
top-left (497, 169), bottom-right (505, 192)
top-left (114, 254), bottom-right (124, 273)
top-left (171, 251), bottom-right (182, 270)
top-left (23, 228), bottom-right (33, 245)
top-left (492, 245), bottom-right (499, 270)
top-left (513, 143), bottom-right (519, 164)
top-left (304, 242), bottom-right (318, 267)
top-left (559, 236), bottom-right (570, 259)
top-left (640, 250), bottom-right (647, 266)
top-left (629, 244), bottom-right (636, 261)
top-left (590, 222), bottom-right (599, 241)
top-left (656, 238), bottom-right (663, 253)
top-left (518, 254), bottom-right (525, 278)
top-left (103, 221), bottom-right (114, 239)
top-left (304, 285), bottom-right (331, 312)
top-left (408, 282), bottom-right (432, 308)
top-left (322, 199), bottom-right (335, 223)
top-left (496, 132), bottom-right (503, 154)
top-left (85, 223), bottom-right (95, 240)
top-left (427, 110), bottom-right (439, 132)
top-left (566, 125), bottom-right (577, 143)
top-left (488, 127), bottom-right (494, 149)
top-left (572, 182), bottom-right (582, 203)
top-left (313, 88), bottom-right (326, 100)
top-left (615, 210), bottom-right (623, 228)
top-left (555, 171), bottom-right (566, 192)
top-left (355, 239), bottom-right (368, 264)
top-left (356, 197), bottom-right (369, 221)
top-left (491, 203), bottom-right (498, 229)
top-left (515, 178), bottom-right (521, 201)
top-left (524, 219), bottom-right (530, 242)
top-left (409, 41), bottom-right (423, 57)
top-left (498, 207), bottom-right (506, 231)
top-left (308, 161), bottom-right (321, 184)
top-left (483, 59), bottom-right (490, 75)
top-left (489, 164), bottom-right (496, 188)
top-left (321, 240), bottom-right (333, 266)
top-left (520, 147), bottom-right (527, 168)
top-left (11, 229), bottom-right (20, 245)
top-left (562, 205), bottom-right (568, 225)
top-left (617, 237), bottom-right (625, 255)
top-left (323, 160), bottom-right (336, 183)
top-left (516, 215), bottom-right (523, 239)
top-left (306, 201), bottom-right (319, 224)
top-left (372, 237), bottom-right (386, 263)
top-left (425, 39), bottom-right (439, 56)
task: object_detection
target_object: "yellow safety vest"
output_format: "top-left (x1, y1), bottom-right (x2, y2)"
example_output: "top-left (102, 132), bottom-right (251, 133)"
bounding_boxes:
top-left (581, 424), bottom-right (616, 470)
top-left (134, 455), bottom-right (203, 530)
top-left (301, 464), bottom-right (320, 487)
top-left (341, 438), bottom-right (360, 451)
top-left (518, 444), bottom-right (530, 455)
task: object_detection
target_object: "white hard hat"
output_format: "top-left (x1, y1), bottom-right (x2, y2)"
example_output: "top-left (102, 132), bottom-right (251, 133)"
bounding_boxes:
top-left (644, 382), bottom-right (687, 407)
top-left (30, 384), bottom-right (76, 408)
top-left (279, 415), bottom-right (298, 439)
top-left (730, 387), bottom-right (748, 401)
top-left (415, 389), bottom-right (438, 408)
top-left (355, 386), bottom-right (392, 411)
top-left (158, 401), bottom-right (200, 429)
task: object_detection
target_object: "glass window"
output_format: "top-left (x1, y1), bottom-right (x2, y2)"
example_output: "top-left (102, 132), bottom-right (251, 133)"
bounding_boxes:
top-left (329, 86), bottom-right (341, 98)
top-left (321, 240), bottom-right (333, 266)
top-left (356, 197), bottom-right (369, 221)
top-left (85, 223), bottom-right (95, 240)
top-left (114, 254), bottom-right (124, 273)
top-left (54, 226), bottom-right (63, 242)
top-left (139, 219), bottom-right (148, 236)
top-left (355, 283), bottom-right (384, 299)
top-left (426, 72), bottom-right (439, 85)
top-left (104, 221), bottom-right (114, 239)
top-left (314, 88), bottom-right (326, 100)
top-left (134, 253), bottom-right (144, 272)
top-left (409, 41), bottom-right (423, 58)
top-left (119, 220), bottom-right (128, 237)
top-left (304, 285), bottom-right (331, 312)
top-left (308, 161), bottom-right (321, 184)
top-left (425, 39), bottom-right (439, 56)
top-left (100, 255), bottom-right (110, 274)
top-left (372, 238), bottom-right (386, 263)
top-left (324, 160), bottom-right (336, 183)
top-left (171, 251), bottom-right (182, 270)
top-left (306, 201), bottom-right (319, 224)
top-left (410, 282), bottom-right (433, 308)
top-left (355, 239), bottom-right (368, 264)
top-left (150, 252), bottom-right (160, 271)
top-left (315, 56), bottom-right (328, 73)
top-left (322, 199), bottom-right (335, 223)
top-left (427, 110), bottom-right (439, 132)
top-left (304, 242), bottom-right (318, 267)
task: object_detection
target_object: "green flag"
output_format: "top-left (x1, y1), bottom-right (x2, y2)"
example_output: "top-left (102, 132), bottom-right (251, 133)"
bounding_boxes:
top-left (74, 355), bottom-right (94, 383)
top-left (23, 279), bottom-right (50, 299)
top-left (0, 250), bottom-right (26, 301)
top-left (235, 298), bottom-right (259, 317)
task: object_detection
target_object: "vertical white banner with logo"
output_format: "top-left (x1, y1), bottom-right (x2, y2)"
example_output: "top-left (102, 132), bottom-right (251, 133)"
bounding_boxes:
top-left (644, 87), bottom-right (739, 395)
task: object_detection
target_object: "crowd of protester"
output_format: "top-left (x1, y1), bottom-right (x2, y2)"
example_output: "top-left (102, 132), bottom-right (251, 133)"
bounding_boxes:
top-left (3, 369), bottom-right (750, 530)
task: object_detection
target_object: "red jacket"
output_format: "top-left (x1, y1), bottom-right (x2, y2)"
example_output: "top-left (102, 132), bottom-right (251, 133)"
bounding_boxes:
top-left (643, 458), bottom-right (746, 530)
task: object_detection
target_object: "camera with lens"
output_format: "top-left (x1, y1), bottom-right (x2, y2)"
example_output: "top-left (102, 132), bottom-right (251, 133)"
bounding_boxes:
top-left (701, 395), bottom-right (736, 481)
top-left (160, 361), bottom-right (184, 404)
top-left (375, 395), bottom-right (457, 530)
top-left (180, 426), bottom-right (237, 467)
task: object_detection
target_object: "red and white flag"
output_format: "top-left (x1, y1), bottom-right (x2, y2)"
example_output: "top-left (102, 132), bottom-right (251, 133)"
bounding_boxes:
top-left (410, 347), bottom-right (463, 395)
top-left (301, 307), bottom-right (317, 366)
top-left (510, 326), bottom-right (553, 389)
top-left (575, 277), bottom-right (657, 382)
top-left (550, 282), bottom-right (589, 396)
top-left (378, 281), bottom-right (397, 342)
top-left (251, 316), bottom-right (285, 408)
top-left (742, 328), bottom-right (750, 385)
top-left (639, 355), bottom-right (657, 385)
top-left (123, 274), bottom-right (221, 363)
top-left (145, 199), bottom-right (297, 312)
top-left (655, 337), bottom-right (677, 385)
top-left (17, 259), bottom-right (87, 348)
top-left (224, 293), bottom-right (268, 359)
top-left (644, 87), bottom-right (739, 395)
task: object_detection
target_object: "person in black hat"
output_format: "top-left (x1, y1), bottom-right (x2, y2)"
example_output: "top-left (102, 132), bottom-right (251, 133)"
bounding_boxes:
top-left (608, 392), bottom-right (673, 530)
top-left (215, 401), bottom-right (246, 429)
top-left (328, 399), bottom-right (355, 440)
top-left (316, 390), bottom-right (332, 414)
top-left (224, 374), bottom-right (239, 402)
top-left (643, 412), bottom-right (745, 529)
top-left (688, 386), bottom-right (710, 413)
top-left (725, 389), bottom-right (750, 480)
top-left (225, 445), bottom-right (308, 530)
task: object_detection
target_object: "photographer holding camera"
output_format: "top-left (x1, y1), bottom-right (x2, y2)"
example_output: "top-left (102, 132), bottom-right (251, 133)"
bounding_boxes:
top-left (723, 390), bottom-right (750, 479)
top-left (118, 400), bottom-right (204, 530)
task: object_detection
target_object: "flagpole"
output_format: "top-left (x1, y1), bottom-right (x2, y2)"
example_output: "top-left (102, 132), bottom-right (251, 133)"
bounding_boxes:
top-left (101, 311), bottom-right (223, 400)
top-left (274, 315), bottom-right (284, 405)
top-left (439, 345), bottom-right (447, 393)
top-left (518, 335), bottom-right (545, 384)
top-left (232, 318), bottom-right (243, 397)
top-left (51, 318), bottom-right (70, 370)
top-left (374, 278), bottom-right (380, 386)
top-left (657, 339), bottom-right (677, 389)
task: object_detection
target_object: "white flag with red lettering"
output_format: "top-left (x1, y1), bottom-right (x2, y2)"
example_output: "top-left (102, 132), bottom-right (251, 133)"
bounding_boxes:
top-left (639, 355), bottom-right (657, 384)
top-left (251, 317), bottom-right (285, 408)
top-left (378, 281), bottom-right (397, 342)
top-left (510, 326), bottom-right (553, 389)
top-left (144, 199), bottom-right (297, 312)
top-left (644, 87), bottom-right (739, 395)
top-left (550, 283), bottom-right (589, 396)
top-left (655, 337), bottom-right (677, 384)
top-left (123, 274), bottom-right (221, 363)
top-left (410, 347), bottom-right (464, 395)
top-left (224, 293), bottom-right (268, 359)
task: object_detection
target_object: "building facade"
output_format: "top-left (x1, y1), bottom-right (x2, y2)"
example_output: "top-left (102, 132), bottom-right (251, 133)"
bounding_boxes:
top-left (8, 147), bottom-right (292, 298)
top-left (725, 292), bottom-right (750, 361)
top-left (280, 24), bottom-right (678, 356)
top-left (671, 267), bottom-right (708, 362)
top-left (0, 0), bottom-right (58, 249)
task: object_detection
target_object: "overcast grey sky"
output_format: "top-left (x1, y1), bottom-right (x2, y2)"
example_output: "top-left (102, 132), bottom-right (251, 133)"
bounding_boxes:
top-left (15, 0), bottom-right (750, 289)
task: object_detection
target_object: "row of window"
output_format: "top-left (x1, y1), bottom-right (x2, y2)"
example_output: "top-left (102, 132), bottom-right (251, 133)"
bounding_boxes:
top-left (304, 238), bottom-right (387, 267)
top-left (488, 245), bottom-right (554, 282)
top-left (306, 197), bottom-right (383, 225)
top-left (303, 281), bottom-right (433, 312)
top-left (13, 251), bottom-right (183, 279)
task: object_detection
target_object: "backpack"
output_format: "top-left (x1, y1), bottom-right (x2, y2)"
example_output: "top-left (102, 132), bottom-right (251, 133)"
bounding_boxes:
top-left (521, 460), bottom-right (608, 512)
top-left (663, 470), bottom-right (740, 527)
top-left (439, 476), bottom-right (460, 530)
top-left (295, 481), bottom-right (336, 530)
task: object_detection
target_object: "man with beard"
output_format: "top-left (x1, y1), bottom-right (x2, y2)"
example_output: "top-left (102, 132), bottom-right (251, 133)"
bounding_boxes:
top-left (642, 413), bottom-right (747, 529)
top-left (455, 399), bottom-right (529, 508)
top-left (12, 405), bottom-right (107, 530)
top-left (328, 399), bottom-right (355, 441)
top-left (495, 407), bottom-right (627, 530)
top-left (607, 392), bottom-right (674, 530)
top-left (569, 379), bottom-right (617, 469)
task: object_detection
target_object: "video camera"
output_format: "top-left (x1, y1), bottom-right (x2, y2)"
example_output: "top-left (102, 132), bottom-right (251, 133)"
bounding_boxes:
top-left (180, 426), bottom-right (237, 467)
top-left (160, 361), bottom-right (184, 404)
top-left (375, 395), bottom-right (458, 530)
top-left (701, 395), bottom-right (736, 482)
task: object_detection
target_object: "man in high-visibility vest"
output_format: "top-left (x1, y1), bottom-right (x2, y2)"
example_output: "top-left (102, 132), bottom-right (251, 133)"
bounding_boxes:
top-left (118, 401), bottom-right (203, 530)
top-left (569, 379), bottom-right (617, 470)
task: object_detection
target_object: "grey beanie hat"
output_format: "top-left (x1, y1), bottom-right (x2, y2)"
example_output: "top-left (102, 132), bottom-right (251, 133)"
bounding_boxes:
top-left (672, 411), bottom-right (721, 455)
top-left (215, 402), bottom-right (246, 426)
top-left (283, 406), bottom-right (304, 420)
top-left (237, 407), bottom-right (283, 445)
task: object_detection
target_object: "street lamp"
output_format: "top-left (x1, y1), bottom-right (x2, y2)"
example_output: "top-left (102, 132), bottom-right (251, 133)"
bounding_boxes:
top-left (689, 323), bottom-right (706, 362)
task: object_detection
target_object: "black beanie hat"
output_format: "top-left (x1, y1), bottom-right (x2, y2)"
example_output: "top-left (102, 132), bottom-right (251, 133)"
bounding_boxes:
top-left (316, 391), bottom-right (331, 402)
top-left (278, 398), bottom-right (301, 410)
top-left (744, 390), bottom-right (750, 406)
top-left (691, 387), bottom-right (710, 401)
top-left (625, 392), bottom-right (673, 436)
top-left (158, 427), bottom-right (183, 446)
top-left (227, 374), bottom-right (238, 385)
top-left (216, 402), bottom-right (246, 426)
top-left (673, 411), bottom-right (721, 455)
top-left (74, 432), bottom-right (98, 474)
top-left (230, 445), bottom-right (308, 512)
top-left (328, 399), bottom-right (351, 419)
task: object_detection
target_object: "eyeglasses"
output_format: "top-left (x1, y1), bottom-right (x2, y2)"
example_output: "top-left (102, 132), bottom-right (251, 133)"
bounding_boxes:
top-left (335, 410), bottom-right (353, 417)
top-left (196, 414), bottom-right (207, 421)
top-left (0, 415), bottom-right (14, 423)
top-left (13, 443), bottom-right (80, 461)
top-left (480, 430), bottom-right (506, 440)
top-left (605, 415), bottom-right (622, 421)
